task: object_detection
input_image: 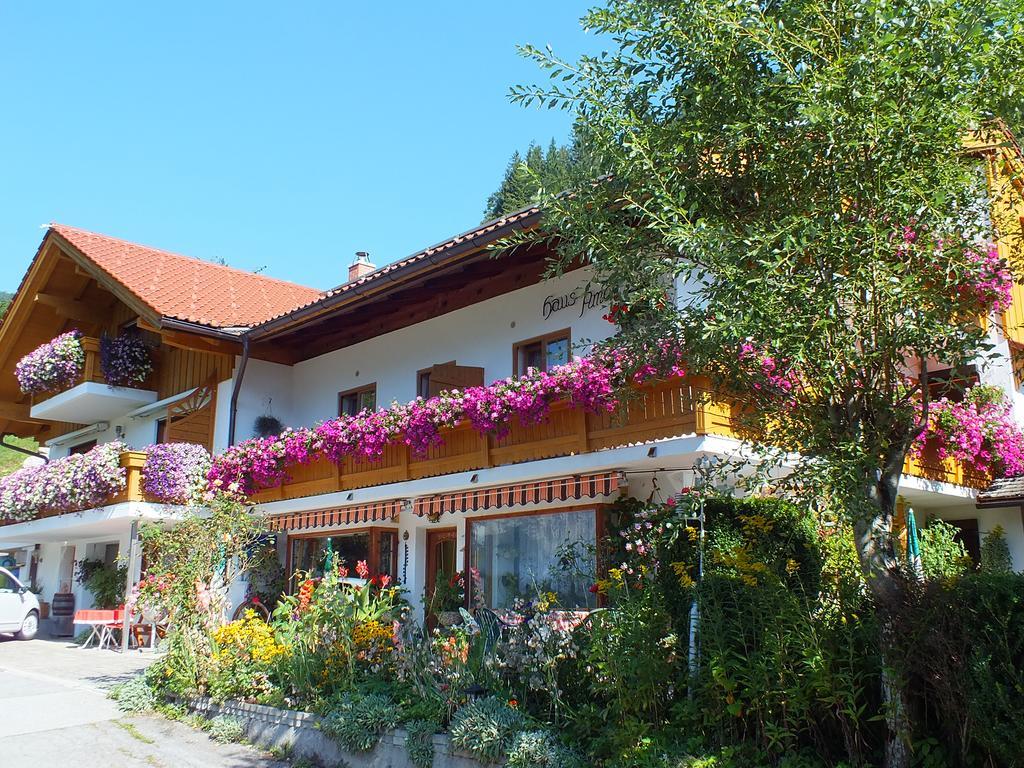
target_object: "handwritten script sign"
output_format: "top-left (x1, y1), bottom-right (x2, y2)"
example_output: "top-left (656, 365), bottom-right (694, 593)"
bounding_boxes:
top-left (543, 284), bottom-right (611, 320)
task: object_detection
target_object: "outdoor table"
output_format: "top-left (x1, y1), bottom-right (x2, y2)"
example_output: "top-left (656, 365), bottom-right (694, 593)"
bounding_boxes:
top-left (74, 609), bottom-right (124, 650)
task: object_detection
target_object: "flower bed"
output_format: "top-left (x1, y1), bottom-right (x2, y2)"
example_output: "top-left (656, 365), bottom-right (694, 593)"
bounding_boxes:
top-left (142, 443), bottom-right (211, 503)
top-left (179, 695), bottom-right (496, 768)
top-left (15, 330), bottom-right (85, 395)
top-left (100, 330), bottom-right (153, 387)
top-left (209, 346), bottom-right (686, 497)
top-left (0, 441), bottom-right (126, 522)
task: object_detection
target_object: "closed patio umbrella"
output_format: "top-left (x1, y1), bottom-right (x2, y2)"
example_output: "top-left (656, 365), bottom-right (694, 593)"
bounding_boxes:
top-left (906, 506), bottom-right (925, 581)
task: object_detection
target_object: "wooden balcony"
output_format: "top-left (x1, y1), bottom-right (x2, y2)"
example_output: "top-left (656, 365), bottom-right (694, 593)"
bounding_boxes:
top-left (250, 377), bottom-right (737, 504)
top-left (30, 337), bottom-right (158, 423)
top-left (249, 376), bottom-right (990, 505)
top-left (32, 337), bottom-right (106, 405)
top-left (903, 440), bottom-right (989, 490)
top-left (0, 450), bottom-right (150, 527)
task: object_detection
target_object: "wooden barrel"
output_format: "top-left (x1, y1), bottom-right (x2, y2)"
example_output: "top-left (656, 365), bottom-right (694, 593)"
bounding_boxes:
top-left (51, 592), bottom-right (75, 616)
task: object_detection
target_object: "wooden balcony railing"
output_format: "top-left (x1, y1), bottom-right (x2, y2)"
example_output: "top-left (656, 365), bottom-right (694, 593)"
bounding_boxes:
top-left (0, 450), bottom-right (149, 527)
top-left (249, 375), bottom-right (990, 505)
top-left (903, 440), bottom-right (989, 490)
top-left (250, 377), bottom-right (739, 504)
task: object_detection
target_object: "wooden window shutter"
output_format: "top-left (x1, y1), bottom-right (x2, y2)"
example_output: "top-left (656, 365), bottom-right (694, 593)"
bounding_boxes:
top-left (427, 363), bottom-right (485, 397)
top-left (164, 374), bottom-right (218, 451)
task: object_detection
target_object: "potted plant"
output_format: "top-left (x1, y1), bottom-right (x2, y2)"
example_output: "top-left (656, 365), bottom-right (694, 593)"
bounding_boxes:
top-left (100, 329), bottom-right (153, 387)
top-left (75, 558), bottom-right (127, 609)
top-left (427, 569), bottom-right (465, 626)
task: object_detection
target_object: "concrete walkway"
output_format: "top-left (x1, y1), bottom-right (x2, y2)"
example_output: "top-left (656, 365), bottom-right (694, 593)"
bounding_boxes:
top-left (0, 634), bottom-right (288, 767)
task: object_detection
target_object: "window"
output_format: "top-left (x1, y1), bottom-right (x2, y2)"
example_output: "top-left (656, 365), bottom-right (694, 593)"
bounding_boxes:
top-left (417, 369), bottom-right (433, 400)
top-left (0, 570), bottom-right (18, 592)
top-left (468, 508), bottom-right (599, 610)
top-left (418, 362), bottom-right (483, 399)
top-left (513, 330), bottom-right (571, 375)
top-left (1011, 342), bottom-right (1024, 389)
top-left (287, 528), bottom-right (398, 590)
top-left (68, 440), bottom-right (97, 455)
top-left (155, 418), bottom-right (167, 444)
top-left (338, 384), bottom-right (377, 417)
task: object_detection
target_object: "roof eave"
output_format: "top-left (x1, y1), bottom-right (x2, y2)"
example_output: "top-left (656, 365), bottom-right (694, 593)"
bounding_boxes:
top-left (247, 206), bottom-right (544, 341)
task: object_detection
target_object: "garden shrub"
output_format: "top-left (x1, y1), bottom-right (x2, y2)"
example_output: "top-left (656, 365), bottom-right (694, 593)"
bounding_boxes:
top-left (919, 518), bottom-right (971, 581)
top-left (980, 524), bottom-right (1013, 573)
top-left (449, 696), bottom-right (526, 763)
top-left (109, 673), bottom-right (157, 713)
top-left (507, 729), bottom-right (584, 768)
top-left (320, 692), bottom-right (397, 752)
top-left (205, 715), bottom-right (246, 743)
top-left (207, 610), bottom-right (285, 703)
top-left (897, 572), bottom-right (1024, 766)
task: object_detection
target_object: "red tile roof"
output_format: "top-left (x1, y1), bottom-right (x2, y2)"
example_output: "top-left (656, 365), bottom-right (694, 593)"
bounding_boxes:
top-left (50, 224), bottom-right (323, 329)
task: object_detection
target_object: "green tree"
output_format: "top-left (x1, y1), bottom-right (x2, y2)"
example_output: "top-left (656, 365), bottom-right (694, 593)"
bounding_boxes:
top-left (484, 140), bottom-right (571, 220)
top-left (512, 1), bottom-right (1024, 764)
top-left (0, 291), bottom-right (13, 320)
top-left (483, 131), bottom-right (603, 220)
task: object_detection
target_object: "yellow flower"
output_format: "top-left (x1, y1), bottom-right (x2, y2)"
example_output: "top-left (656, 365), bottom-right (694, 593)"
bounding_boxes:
top-left (670, 561), bottom-right (695, 588)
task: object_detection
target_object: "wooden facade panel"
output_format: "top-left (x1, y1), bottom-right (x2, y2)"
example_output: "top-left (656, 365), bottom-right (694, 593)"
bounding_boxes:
top-left (157, 347), bottom-right (231, 400)
top-left (340, 444), bottom-right (408, 490)
top-left (409, 424), bottom-right (488, 479)
top-left (491, 406), bottom-right (587, 464)
top-left (165, 376), bottom-right (218, 451)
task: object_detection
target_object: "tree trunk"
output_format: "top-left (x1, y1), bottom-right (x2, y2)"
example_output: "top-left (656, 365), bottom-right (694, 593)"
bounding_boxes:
top-left (852, 462), bottom-right (912, 768)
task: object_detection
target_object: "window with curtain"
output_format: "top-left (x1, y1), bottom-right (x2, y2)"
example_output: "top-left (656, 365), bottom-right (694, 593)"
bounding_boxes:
top-left (468, 508), bottom-right (597, 610)
top-left (289, 532), bottom-right (371, 582)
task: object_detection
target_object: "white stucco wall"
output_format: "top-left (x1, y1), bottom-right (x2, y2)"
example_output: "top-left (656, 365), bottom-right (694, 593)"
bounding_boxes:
top-left (230, 358), bottom-right (295, 445)
top-left (281, 268), bottom-right (616, 429)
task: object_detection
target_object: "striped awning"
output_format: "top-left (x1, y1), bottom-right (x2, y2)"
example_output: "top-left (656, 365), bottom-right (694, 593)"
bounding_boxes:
top-left (267, 500), bottom-right (402, 532)
top-left (413, 471), bottom-right (623, 518)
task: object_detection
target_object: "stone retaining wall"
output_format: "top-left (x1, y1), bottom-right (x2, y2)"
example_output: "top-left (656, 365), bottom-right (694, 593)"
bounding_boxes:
top-left (182, 695), bottom-right (497, 768)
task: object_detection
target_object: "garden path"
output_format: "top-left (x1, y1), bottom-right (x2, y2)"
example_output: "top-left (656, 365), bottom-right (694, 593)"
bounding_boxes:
top-left (0, 634), bottom-right (288, 767)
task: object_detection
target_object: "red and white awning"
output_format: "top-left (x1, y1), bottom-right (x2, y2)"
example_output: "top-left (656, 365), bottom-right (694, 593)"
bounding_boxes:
top-left (266, 500), bottom-right (402, 532)
top-left (413, 471), bottom-right (624, 518)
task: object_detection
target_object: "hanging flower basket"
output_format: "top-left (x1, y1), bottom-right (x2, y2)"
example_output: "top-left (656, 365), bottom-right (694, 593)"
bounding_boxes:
top-left (100, 330), bottom-right (153, 387)
top-left (15, 330), bottom-right (85, 395)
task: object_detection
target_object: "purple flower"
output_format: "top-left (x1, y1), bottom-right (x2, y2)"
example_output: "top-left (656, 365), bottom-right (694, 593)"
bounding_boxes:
top-left (15, 330), bottom-right (84, 395)
top-left (0, 442), bottom-right (126, 522)
top-left (142, 443), bottom-right (211, 503)
top-left (100, 330), bottom-right (153, 388)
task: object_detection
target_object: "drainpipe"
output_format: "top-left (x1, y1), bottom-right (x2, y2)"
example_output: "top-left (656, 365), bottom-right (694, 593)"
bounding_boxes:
top-left (227, 334), bottom-right (251, 447)
top-left (1, 436), bottom-right (48, 462)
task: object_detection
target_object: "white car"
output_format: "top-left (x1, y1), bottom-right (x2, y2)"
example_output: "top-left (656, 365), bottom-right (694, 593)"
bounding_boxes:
top-left (0, 566), bottom-right (40, 640)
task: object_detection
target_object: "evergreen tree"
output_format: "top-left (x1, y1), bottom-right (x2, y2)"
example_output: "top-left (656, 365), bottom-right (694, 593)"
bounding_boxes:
top-left (483, 131), bottom-right (596, 220)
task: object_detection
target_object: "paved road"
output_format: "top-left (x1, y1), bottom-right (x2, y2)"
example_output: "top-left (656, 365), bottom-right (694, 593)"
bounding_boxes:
top-left (0, 634), bottom-right (287, 768)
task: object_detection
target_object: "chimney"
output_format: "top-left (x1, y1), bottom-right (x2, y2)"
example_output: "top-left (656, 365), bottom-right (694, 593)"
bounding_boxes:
top-left (349, 251), bottom-right (376, 282)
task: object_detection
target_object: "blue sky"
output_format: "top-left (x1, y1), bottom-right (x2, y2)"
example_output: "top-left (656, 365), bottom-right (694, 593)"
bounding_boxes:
top-left (0, 2), bottom-right (595, 292)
